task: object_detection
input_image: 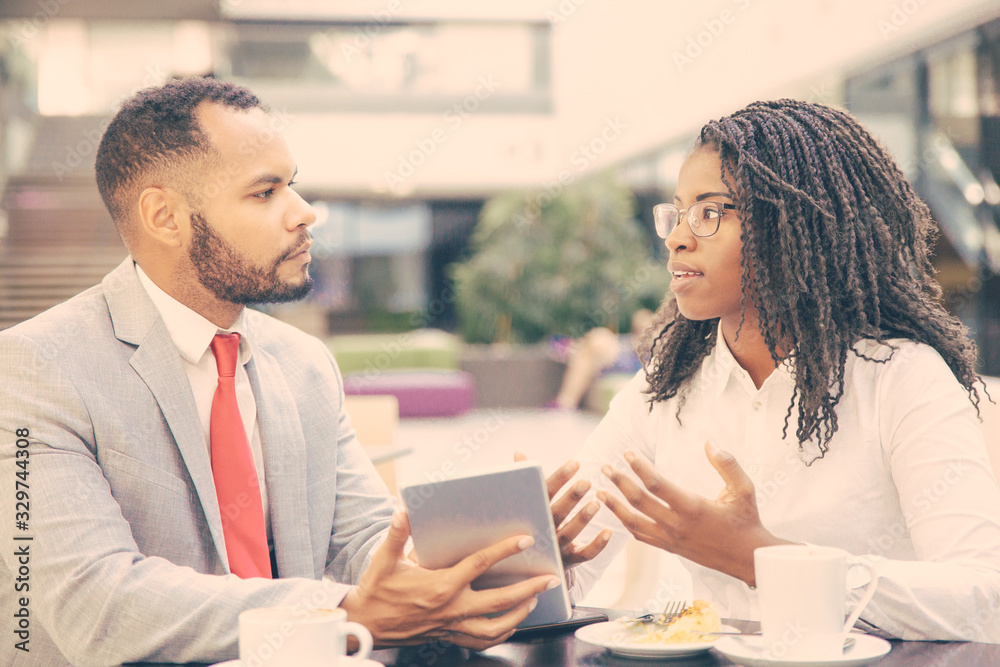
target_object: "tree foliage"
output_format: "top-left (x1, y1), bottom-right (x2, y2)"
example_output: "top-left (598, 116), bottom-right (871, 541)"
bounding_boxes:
top-left (451, 174), bottom-right (670, 344)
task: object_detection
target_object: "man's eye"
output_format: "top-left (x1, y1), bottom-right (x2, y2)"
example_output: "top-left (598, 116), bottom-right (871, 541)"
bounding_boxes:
top-left (253, 188), bottom-right (275, 200)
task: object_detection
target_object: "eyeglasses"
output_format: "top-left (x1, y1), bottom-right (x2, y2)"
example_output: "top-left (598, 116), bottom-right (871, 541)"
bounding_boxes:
top-left (653, 201), bottom-right (736, 239)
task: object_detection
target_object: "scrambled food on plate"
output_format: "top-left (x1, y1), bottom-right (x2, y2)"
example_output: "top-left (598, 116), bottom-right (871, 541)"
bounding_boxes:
top-left (618, 600), bottom-right (722, 644)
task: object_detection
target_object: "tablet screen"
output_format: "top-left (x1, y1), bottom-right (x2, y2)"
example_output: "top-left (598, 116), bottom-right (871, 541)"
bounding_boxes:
top-left (401, 461), bottom-right (572, 628)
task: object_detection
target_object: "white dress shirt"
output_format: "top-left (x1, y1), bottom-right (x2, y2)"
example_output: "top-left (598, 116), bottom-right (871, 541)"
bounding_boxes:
top-left (135, 265), bottom-right (272, 545)
top-left (570, 327), bottom-right (1000, 642)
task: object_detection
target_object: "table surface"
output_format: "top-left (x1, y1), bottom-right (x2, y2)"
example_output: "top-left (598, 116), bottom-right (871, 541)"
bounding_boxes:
top-left (367, 609), bottom-right (999, 667)
top-left (126, 608), bottom-right (1000, 667)
top-left (363, 443), bottom-right (413, 465)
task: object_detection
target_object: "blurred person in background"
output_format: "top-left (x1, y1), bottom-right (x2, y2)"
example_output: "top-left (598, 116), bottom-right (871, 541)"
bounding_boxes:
top-left (548, 308), bottom-right (655, 410)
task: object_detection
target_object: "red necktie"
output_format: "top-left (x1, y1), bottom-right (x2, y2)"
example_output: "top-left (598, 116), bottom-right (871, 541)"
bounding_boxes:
top-left (209, 333), bottom-right (271, 578)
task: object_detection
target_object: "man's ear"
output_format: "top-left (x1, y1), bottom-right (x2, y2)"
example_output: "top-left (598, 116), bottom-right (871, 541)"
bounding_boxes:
top-left (137, 187), bottom-right (187, 248)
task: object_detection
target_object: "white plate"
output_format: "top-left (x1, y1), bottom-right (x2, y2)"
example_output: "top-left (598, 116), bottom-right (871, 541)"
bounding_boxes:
top-left (714, 633), bottom-right (892, 667)
top-left (574, 620), bottom-right (738, 658)
top-left (209, 657), bottom-right (383, 667)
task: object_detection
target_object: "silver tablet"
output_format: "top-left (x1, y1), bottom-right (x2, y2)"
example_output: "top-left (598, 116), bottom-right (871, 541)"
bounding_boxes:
top-left (400, 461), bottom-right (572, 628)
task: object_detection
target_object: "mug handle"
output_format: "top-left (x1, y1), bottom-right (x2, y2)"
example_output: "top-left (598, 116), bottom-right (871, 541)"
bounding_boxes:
top-left (842, 558), bottom-right (879, 633)
top-left (342, 621), bottom-right (373, 660)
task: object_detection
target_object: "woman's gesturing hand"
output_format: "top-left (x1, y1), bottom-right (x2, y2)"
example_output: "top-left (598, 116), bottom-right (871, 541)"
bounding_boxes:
top-left (514, 451), bottom-right (612, 568)
top-left (597, 441), bottom-right (791, 586)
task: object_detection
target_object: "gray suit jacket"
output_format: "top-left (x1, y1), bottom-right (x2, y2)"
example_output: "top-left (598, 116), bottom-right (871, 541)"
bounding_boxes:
top-left (0, 260), bottom-right (395, 666)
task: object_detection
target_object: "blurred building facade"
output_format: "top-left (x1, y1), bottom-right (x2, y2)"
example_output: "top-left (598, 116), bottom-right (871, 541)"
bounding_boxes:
top-left (845, 25), bottom-right (1000, 373)
top-left (1, 0), bottom-right (999, 370)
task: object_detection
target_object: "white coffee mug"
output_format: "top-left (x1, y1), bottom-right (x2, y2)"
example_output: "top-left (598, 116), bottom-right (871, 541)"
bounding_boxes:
top-left (238, 607), bottom-right (373, 667)
top-left (754, 544), bottom-right (878, 661)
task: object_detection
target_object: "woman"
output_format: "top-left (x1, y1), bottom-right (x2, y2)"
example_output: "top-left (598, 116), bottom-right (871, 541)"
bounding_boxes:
top-left (559, 99), bottom-right (1000, 642)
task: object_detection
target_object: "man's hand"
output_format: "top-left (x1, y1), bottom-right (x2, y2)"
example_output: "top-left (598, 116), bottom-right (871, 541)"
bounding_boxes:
top-left (597, 441), bottom-right (791, 586)
top-left (514, 451), bottom-right (611, 568)
top-left (341, 511), bottom-right (560, 650)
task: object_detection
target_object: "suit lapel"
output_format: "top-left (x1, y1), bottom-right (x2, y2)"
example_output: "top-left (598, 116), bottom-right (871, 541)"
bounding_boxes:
top-left (244, 336), bottom-right (314, 578)
top-left (103, 260), bottom-right (231, 570)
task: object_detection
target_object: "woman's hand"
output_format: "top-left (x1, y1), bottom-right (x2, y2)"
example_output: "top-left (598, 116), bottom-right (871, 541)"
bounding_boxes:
top-left (597, 441), bottom-right (791, 586)
top-left (514, 451), bottom-right (612, 568)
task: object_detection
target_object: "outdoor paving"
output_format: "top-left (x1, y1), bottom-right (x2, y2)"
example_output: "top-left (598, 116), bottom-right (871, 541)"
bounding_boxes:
top-left (395, 408), bottom-right (603, 488)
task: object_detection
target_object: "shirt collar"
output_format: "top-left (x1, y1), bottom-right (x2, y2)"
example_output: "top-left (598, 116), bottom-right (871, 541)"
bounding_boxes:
top-left (706, 321), bottom-right (795, 398)
top-left (135, 263), bottom-right (253, 367)
top-left (706, 323), bottom-right (740, 398)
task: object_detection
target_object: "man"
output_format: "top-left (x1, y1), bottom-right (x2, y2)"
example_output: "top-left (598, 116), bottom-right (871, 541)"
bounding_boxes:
top-left (0, 77), bottom-right (560, 666)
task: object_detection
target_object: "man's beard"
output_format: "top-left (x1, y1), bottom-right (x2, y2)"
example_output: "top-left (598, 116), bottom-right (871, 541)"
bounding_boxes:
top-left (188, 212), bottom-right (313, 305)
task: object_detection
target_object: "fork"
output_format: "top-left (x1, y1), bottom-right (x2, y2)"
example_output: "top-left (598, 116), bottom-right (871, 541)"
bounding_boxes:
top-left (629, 600), bottom-right (688, 626)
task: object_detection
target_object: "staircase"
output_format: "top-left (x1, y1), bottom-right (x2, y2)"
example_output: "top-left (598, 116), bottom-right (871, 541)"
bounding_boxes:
top-left (0, 245), bottom-right (127, 331)
top-left (0, 114), bottom-right (130, 331)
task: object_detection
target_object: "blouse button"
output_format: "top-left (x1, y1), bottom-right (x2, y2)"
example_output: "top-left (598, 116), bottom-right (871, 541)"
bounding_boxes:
top-left (748, 464), bottom-right (760, 474)
top-left (752, 401), bottom-right (763, 412)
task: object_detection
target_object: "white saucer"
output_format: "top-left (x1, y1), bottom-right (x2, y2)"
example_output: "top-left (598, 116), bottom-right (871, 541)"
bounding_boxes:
top-left (210, 658), bottom-right (383, 667)
top-left (714, 633), bottom-right (892, 667)
top-left (575, 620), bottom-right (739, 658)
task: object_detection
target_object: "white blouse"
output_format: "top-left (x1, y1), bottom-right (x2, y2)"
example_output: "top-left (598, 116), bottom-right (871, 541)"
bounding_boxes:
top-left (570, 330), bottom-right (1000, 642)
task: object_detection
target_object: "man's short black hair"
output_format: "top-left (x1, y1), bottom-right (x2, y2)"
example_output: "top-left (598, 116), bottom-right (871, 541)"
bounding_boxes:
top-left (95, 76), bottom-right (265, 242)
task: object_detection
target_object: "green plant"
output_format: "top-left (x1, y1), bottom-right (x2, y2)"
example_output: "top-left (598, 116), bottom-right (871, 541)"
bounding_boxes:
top-left (451, 173), bottom-right (671, 344)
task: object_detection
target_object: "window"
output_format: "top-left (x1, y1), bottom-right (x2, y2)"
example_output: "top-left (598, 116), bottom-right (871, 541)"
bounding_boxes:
top-left (221, 20), bottom-right (551, 113)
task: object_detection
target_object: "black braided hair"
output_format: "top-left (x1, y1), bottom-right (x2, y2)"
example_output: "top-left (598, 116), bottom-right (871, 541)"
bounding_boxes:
top-left (642, 99), bottom-right (984, 460)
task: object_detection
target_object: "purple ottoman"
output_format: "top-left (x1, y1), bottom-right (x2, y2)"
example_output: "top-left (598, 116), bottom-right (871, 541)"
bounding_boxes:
top-left (342, 370), bottom-right (476, 418)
